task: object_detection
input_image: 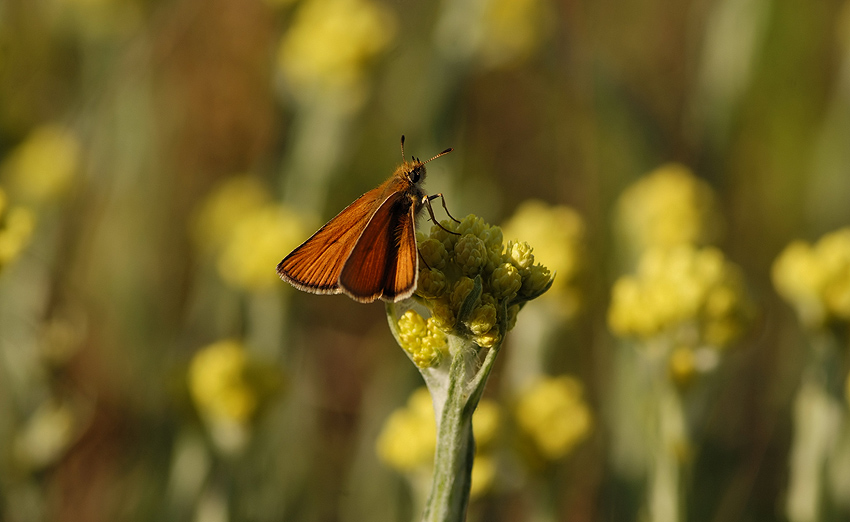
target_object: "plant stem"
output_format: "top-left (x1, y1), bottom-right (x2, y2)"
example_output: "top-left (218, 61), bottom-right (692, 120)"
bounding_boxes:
top-left (421, 346), bottom-right (476, 522)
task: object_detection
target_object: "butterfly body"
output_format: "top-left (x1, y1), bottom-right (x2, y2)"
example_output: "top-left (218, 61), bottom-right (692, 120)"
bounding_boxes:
top-left (277, 140), bottom-right (452, 303)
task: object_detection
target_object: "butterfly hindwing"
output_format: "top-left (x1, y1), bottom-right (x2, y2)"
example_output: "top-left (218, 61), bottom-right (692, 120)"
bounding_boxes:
top-left (338, 191), bottom-right (418, 302)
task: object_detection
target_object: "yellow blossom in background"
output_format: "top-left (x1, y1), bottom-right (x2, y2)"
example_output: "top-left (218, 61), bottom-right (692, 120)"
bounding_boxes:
top-left (188, 339), bottom-right (279, 453)
top-left (0, 187), bottom-right (37, 271)
top-left (608, 245), bottom-right (750, 349)
top-left (191, 176), bottom-right (272, 254)
top-left (615, 164), bottom-right (722, 257)
top-left (277, 0), bottom-right (396, 106)
top-left (188, 340), bottom-right (259, 425)
top-left (514, 375), bottom-right (592, 460)
top-left (376, 388), bottom-right (437, 471)
top-left (773, 227), bottom-right (850, 328)
top-left (501, 200), bottom-right (584, 318)
top-left (0, 124), bottom-right (81, 204)
top-left (478, 0), bottom-right (551, 68)
top-left (469, 455), bottom-right (496, 497)
top-left (435, 0), bottom-right (550, 69)
top-left (216, 204), bottom-right (308, 292)
top-left (376, 388), bottom-right (501, 497)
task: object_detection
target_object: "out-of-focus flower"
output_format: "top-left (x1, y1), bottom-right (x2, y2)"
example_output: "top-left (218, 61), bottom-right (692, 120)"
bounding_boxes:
top-left (501, 200), bottom-right (584, 319)
top-left (188, 340), bottom-right (281, 452)
top-left (514, 375), bottom-right (592, 461)
top-left (0, 187), bottom-right (37, 272)
top-left (191, 176), bottom-right (310, 292)
top-left (615, 164), bottom-right (722, 257)
top-left (0, 124), bottom-right (81, 204)
top-left (277, 0), bottom-right (396, 107)
top-left (377, 387), bottom-right (501, 497)
top-left (191, 176), bottom-right (272, 254)
top-left (13, 400), bottom-right (77, 472)
top-left (189, 340), bottom-right (259, 424)
top-left (216, 204), bottom-right (307, 292)
top-left (376, 388), bottom-right (437, 472)
top-left (435, 0), bottom-right (551, 69)
top-left (773, 228), bottom-right (850, 328)
top-left (608, 245), bottom-right (751, 350)
top-left (478, 0), bottom-right (551, 67)
top-left (412, 214), bottom-right (553, 351)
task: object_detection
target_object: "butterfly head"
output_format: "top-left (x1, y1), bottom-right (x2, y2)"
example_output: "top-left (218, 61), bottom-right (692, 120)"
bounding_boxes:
top-left (397, 135), bottom-right (453, 187)
top-left (401, 159), bottom-right (427, 185)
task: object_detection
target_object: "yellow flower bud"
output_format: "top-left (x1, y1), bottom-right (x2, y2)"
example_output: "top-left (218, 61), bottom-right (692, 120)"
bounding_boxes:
top-left (507, 240), bottom-right (535, 274)
top-left (397, 311), bottom-right (448, 368)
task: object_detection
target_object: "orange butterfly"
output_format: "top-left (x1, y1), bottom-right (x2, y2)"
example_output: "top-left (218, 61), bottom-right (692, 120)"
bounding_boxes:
top-left (277, 136), bottom-right (456, 303)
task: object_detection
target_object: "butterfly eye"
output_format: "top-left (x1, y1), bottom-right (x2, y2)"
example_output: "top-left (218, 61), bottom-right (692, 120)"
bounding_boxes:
top-left (410, 167), bottom-right (422, 183)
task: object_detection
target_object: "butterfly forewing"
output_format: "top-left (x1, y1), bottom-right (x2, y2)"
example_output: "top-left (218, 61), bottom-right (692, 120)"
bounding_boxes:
top-left (276, 187), bottom-right (385, 293)
top-left (338, 191), bottom-right (418, 302)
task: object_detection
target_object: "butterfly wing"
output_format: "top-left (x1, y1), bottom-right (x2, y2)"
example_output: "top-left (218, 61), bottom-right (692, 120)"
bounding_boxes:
top-left (277, 187), bottom-right (385, 294)
top-left (338, 191), bottom-right (419, 303)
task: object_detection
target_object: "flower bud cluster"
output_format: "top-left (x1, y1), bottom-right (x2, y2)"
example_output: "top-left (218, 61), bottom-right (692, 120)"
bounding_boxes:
top-left (413, 214), bottom-right (553, 349)
top-left (396, 310), bottom-right (449, 368)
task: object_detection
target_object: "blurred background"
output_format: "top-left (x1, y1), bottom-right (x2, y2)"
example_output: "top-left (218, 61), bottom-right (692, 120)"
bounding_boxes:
top-left (2, 0), bottom-right (850, 520)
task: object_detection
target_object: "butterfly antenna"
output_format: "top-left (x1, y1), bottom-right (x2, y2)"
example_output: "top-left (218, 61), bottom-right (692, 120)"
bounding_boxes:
top-left (400, 135), bottom-right (406, 161)
top-left (424, 147), bottom-right (453, 164)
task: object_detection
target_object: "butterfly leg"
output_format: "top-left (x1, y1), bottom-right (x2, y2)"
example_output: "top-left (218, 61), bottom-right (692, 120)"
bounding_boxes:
top-left (422, 194), bottom-right (461, 235)
top-left (427, 193), bottom-right (461, 223)
top-left (418, 250), bottom-right (432, 270)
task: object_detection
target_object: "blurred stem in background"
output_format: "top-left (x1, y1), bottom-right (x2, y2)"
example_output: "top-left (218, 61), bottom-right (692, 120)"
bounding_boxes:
top-left (773, 228), bottom-right (850, 522)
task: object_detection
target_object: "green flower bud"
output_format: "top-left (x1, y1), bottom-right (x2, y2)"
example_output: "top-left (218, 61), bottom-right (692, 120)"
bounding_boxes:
top-left (417, 268), bottom-right (447, 298)
top-left (431, 220), bottom-right (459, 252)
top-left (491, 263), bottom-right (522, 300)
top-left (419, 238), bottom-right (448, 270)
top-left (454, 235), bottom-right (487, 276)
top-left (466, 303), bottom-right (497, 336)
top-left (450, 277), bottom-right (477, 312)
top-left (521, 264), bottom-right (553, 297)
top-left (457, 214), bottom-right (487, 238)
top-left (430, 298), bottom-right (456, 331)
top-left (479, 226), bottom-right (503, 252)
